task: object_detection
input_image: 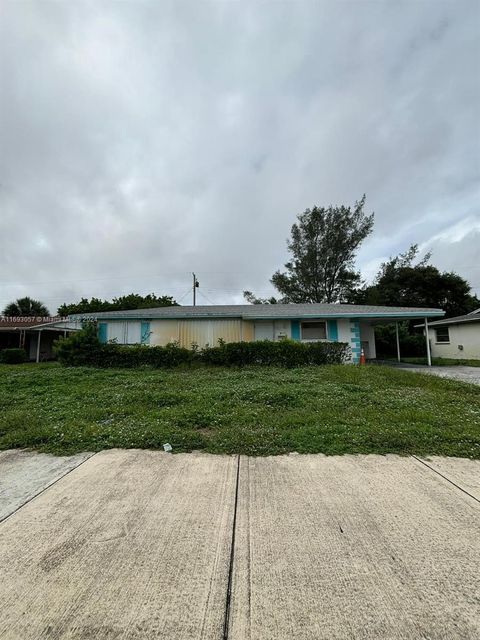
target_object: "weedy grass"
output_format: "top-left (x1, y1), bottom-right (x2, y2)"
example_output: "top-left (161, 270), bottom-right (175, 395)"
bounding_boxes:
top-left (1, 363), bottom-right (479, 458)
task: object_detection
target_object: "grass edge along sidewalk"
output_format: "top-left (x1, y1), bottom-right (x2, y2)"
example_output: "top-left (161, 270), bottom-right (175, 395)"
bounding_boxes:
top-left (0, 363), bottom-right (479, 458)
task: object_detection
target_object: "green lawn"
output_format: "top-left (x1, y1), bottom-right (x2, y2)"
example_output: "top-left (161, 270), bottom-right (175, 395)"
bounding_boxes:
top-left (1, 363), bottom-right (479, 458)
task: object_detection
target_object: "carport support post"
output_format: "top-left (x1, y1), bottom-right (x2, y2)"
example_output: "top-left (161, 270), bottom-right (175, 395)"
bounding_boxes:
top-left (35, 329), bottom-right (42, 363)
top-left (395, 322), bottom-right (401, 363)
top-left (424, 317), bottom-right (432, 367)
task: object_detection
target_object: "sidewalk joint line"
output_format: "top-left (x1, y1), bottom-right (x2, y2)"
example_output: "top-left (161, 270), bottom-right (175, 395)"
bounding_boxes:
top-left (411, 455), bottom-right (480, 505)
top-left (222, 454), bottom-right (241, 640)
top-left (0, 452), bottom-right (98, 525)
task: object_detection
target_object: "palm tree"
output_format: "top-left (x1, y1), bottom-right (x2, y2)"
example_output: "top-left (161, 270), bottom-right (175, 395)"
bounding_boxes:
top-left (2, 297), bottom-right (50, 317)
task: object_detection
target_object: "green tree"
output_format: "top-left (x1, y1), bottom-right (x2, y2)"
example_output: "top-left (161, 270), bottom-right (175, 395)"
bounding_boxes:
top-left (58, 293), bottom-right (178, 316)
top-left (3, 297), bottom-right (49, 317)
top-left (243, 291), bottom-right (279, 305)
top-left (353, 245), bottom-right (479, 317)
top-left (264, 196), bottom-right (374, 303)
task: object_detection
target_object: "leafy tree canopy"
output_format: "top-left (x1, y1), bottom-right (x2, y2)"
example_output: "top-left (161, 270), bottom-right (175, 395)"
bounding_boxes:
top-left (246, 196), bottom-right (374, 304)
top-left (58, 293), bottom-right (178, 316)
top-left (3, 297), bottom-right (50, 317)
top-left (243, 291), bottom-right (280, 305)
top-left (352, 245), bottom-right (479, 317)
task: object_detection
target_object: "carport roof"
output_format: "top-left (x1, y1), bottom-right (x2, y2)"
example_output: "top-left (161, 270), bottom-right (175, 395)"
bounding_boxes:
top-left (0, 316), bottom-right (66, 330)
top-left (71, 303), bottom-right (445, 321)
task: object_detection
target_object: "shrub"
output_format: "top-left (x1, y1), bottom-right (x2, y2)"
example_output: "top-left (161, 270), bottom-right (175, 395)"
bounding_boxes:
top-left (200, 339), bottom-right (350, 368)
top-left (55, 326), bottom-right (350, 368)
top-left (54, 322), bottom-right (103, 366)
top-left (0, 348), bottom-right (27, 364)
top-left (55, 325), bottom-right (193, 368)
top-left (98, 343), bottom-right (193, 368)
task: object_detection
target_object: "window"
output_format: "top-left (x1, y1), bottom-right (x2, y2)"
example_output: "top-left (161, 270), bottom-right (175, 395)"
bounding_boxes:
top-left (435, 327), bottom-right (450, 343)
top-left (126, 322), bottom-right (141, 344)
top-left (301, 321), bottom-right (327, 341)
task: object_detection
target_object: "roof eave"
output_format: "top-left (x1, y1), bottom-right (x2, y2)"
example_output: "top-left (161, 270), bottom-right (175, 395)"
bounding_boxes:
top-left (73, 311), bottom-right (445, 321)
top-left (415, 317), bottom-right (480, 328)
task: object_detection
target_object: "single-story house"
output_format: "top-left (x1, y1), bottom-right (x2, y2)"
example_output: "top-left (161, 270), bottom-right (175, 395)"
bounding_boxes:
top-left (74, 303), bottom-right (445, 364)
top-left (416, 309), bottom-right (480, 360)
top-left (0, 317), bottom-right (79, 362)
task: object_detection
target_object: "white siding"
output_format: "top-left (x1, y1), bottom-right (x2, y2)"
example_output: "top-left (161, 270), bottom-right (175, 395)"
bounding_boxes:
top-left (274, 320), bottom-right (291, 340)
top-left (336, 319), bottom-right (353, 362)
top-left (359, 322), bottom-right (376, 359)
top-left (430, 323), bottom-right (480, 359)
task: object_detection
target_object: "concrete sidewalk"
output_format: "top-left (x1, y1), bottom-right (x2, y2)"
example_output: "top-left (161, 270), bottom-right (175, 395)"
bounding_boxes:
top-left (0, 449), bottom-right (92, 521)
top-left (0, 450), bottom-right (479, 639)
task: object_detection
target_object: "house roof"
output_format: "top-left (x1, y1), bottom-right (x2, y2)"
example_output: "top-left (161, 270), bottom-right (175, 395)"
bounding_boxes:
top-left (71, 303), bottom-right (445, 322)
top-left (415, 309), bottom-right (480, 328)
top-left (0, 316), bottom-right (76, 331)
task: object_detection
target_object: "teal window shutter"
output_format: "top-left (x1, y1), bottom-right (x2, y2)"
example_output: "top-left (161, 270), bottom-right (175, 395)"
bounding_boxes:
top-left (141, 321), bottom-right (151, 345)
top-left (327, 320), bottom-right (338, 342)
top-left (98, 322), bottom-right (107, 344)
top-left (291, 320), bottom-right (300, 340)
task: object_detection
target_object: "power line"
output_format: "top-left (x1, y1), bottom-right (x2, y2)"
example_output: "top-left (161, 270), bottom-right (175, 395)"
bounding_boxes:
top-left (176, 288), bottom-right (194, 303)
top-left (198, 290), bottom-right (218, 305)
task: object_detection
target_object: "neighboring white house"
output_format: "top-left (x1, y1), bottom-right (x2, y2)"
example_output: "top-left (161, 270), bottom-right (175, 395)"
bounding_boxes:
top-left (73, 303), bottom-right (445, 364)
top-left (420, 309), bottom-right (480, 360)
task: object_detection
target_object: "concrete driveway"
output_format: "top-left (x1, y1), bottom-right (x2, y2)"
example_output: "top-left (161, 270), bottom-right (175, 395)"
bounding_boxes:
top-left (0, 450), bottom-right (479, 639)
top-left (394, 363), bottom-right (480, 385)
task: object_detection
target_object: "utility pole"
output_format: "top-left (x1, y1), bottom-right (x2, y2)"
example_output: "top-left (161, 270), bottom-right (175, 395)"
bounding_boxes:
top-left (192, 273), bottom-right (199, 306)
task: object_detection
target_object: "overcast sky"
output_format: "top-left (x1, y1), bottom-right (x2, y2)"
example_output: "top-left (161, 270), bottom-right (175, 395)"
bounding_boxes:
top-left (1, 0), bottom-right (479, 313)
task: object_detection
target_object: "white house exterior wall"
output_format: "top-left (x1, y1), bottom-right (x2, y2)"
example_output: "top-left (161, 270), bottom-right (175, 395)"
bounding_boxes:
top-left (99, 316), bottom-right (376, 361)
top-left (430, 323), bottom-right (480, 360)
top-left (336, 319), bottom-right (351, 344)
top-left (336, 319), bottom-right (354, 362)
top-left (359, 322), bottom-right (377, 359)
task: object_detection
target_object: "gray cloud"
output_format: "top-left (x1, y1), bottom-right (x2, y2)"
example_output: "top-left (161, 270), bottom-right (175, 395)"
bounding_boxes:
top-left (1, 0), bottom-right (479, 313)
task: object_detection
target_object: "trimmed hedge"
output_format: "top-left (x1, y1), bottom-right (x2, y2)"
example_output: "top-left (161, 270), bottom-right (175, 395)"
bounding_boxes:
top-left (96, 343), bottom-right (193, 368)
top-left (0, 348), bottom-right (27, 364)
top-left (54, 324), bottom-right (192, 368)
top-left (55, 325), bottom-right (351, 368)
top-left (201, 339), bottom-right (350, 367)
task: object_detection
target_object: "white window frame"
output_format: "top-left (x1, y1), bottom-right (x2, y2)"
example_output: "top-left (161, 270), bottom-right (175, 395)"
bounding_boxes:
top-left (435, 327), bottom-right (450, 344)
top-left (300, 320), bottom-right (327, 342)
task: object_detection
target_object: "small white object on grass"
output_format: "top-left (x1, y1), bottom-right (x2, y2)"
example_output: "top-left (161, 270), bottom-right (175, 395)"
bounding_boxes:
top-left (163, 443), bottom-right (173, 452)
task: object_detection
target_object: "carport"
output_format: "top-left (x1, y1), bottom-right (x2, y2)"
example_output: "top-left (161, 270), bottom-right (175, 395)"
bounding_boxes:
top-left (28, 320), bottom-right (80, 362)
top-left (371, 316), bottom-right (436, 366)
top-left (0, 317), bottom-right (80, 362)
